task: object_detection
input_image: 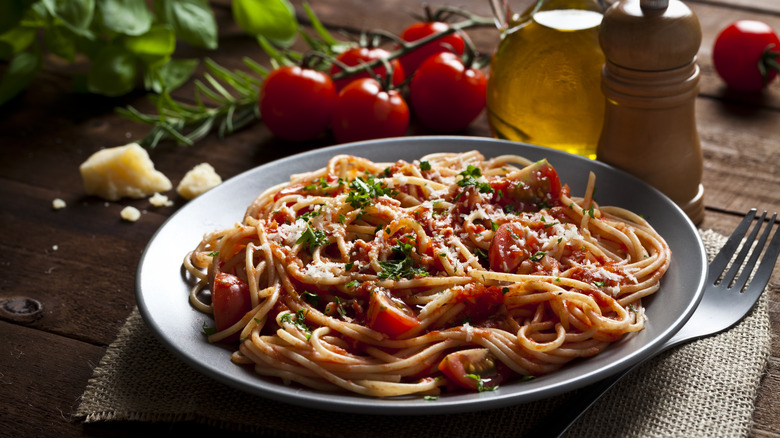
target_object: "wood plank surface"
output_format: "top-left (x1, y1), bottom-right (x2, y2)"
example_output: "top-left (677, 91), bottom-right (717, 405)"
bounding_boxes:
top-left (0, 0), bottom-right (778, 437)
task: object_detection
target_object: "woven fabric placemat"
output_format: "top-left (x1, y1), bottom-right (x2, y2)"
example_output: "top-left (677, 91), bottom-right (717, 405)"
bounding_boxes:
top-left (75, 230), bottom-right (772, 437)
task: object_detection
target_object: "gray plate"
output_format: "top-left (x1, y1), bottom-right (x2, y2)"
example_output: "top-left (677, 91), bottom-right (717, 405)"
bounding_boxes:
top-left (136, 136), bottom-right (706, 415)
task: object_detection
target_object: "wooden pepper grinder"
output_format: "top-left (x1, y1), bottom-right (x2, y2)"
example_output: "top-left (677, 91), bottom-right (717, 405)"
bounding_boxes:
top-left (597, 0), bottom-right (705, 224)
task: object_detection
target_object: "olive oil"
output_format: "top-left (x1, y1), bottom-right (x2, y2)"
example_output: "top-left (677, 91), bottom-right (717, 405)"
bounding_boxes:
top-left (487, 1), bottom-right (605, 159)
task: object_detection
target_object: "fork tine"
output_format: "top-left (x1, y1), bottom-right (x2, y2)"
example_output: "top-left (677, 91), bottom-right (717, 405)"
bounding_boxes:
top-left (730, 212), bottom-right (777, 292)
top-left (741, 212), bottom-right (780, 294)
top-left (722, 210), bottom-right (768, 288)
top-left (708, 208), bottom-right (756, 284)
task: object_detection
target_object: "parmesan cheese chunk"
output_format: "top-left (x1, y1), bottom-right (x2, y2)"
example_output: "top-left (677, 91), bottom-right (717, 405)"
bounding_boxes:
top-left (52, 198), bottom-right (66, 210)
top-left (149, 192), bottom-right (173, 207)
top-left (79, 143), bottom-right (172, 201)
top-left (177, 163), bottom-right (222, 200)
top-left (120, 206), bottom-right (142, 222)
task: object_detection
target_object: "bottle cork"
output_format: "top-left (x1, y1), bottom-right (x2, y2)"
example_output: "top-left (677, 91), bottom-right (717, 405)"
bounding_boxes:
top-left (596, 0), bottom-right (705, 224)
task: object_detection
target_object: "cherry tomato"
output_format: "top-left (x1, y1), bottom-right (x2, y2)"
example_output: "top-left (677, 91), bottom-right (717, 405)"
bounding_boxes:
top-left (329, 47), bottom-right (405, 91)
top-left (366, 287), bottom-right (419, 338)
top-left (409, 52), bottom-right (487, 132)
top-left (438, 348), bottom-right (512, 391)
top-left (212, 272), bottom-right (252, 340)
top-left (399, 21), bottom-right (466, 76)
top-left (713, 20), bottom-right (780, 92)
top-left (331, 77), bottom-right (409, 143)
top-left (259, 65), bottom-right (336, 141)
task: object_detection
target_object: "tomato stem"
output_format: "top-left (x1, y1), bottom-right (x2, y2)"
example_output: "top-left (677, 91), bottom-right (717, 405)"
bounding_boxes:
top-left (760, 45), bottom-right (780, 86)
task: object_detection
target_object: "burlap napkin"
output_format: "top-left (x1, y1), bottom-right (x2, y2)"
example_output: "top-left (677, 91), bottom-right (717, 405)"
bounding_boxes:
top-left (75, 230), bottom-right (772, 437)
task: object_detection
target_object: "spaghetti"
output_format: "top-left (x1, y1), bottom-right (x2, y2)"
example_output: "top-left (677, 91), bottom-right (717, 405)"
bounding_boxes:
top-left (185, 151), bottom-right (671, 397)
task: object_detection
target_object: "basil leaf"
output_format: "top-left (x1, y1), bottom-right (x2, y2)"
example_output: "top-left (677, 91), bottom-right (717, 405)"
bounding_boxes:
top-left (157, 57), bottom-right (198, 90)
top-left (232, 0), bottom-right (297, 47)
top-left (122, 24), bottom-right (175, 66)
top-left (144, 57), bottom-right (198, 93)
top-left (87, 45), bottom-right (137, 96)
top-left (0, 25), bottom-right (36, 59)
top-left (41, 0), bottom-right (95, 38)
top-left (97, 0), bottom-right (152, 36)
top-left (155, 0), bottom-right (217, 50)
top-left (43, 24), bottom-right (76, 62)
top-left (0, 49), bottom-right (42, 105)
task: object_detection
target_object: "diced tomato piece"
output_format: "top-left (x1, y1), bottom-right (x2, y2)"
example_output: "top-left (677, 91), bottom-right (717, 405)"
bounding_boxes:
top-left (366, 287), bottom-right (419, 338)
top-left (212, 272), bottom-right (252, 340)
top-left (489, 223), bottom-right (529, 273)
top-left (502, 159), bottom-right (562, 212)
top-left (438, 348), bottom-right (513, 391)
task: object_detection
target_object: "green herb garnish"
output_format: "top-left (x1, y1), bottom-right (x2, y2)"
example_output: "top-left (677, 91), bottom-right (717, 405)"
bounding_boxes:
top-left (296, 225), bottom-right (328, 253)
top-left (346, 174), bottom-right (397, 209)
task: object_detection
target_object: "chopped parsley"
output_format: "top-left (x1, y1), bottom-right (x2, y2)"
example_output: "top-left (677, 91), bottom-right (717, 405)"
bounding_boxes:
top-left (593, 281), bottom-right (608, 288)
top-left (502, 287), bottom-right (510, 295)
top-left (201, 322), bottom-right (217, 336)
top-left (346, 174), bottom-right (396, 209)
top-left (466, 374), bottom-right (499, 392)
top-left (298, 204), bottom-right (324, 223)
top-left (457, 165), bottom-right (494, 195)
top-left (529, 251), bottom-right (547, 262)
top-left (302, 290), bottom-right (320, 306)
top-left (420, 160), bottom-right (431, 171)
top-left (303, 177), bottom-right (331, 191)
top-left (378, 239), bottom-right (429, 280)
top-left (207, 251), bottom-right (219, 257)
top-left (296, 225), bottom-right (328, 253)
top-left (279, 309), bottom-right (312, 340)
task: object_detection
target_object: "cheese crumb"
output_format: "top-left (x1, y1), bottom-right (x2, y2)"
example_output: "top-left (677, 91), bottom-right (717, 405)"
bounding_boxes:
top-left (177, 163), bottom-right (222, 200)
top-left (149, 192), bottom-right (173, 207)
top-left (120, 206), bottom-right (142, 222)
top-left (52, 198), bottom-right (66, 210)
top-left (79, 143), bottom-right (172, 201)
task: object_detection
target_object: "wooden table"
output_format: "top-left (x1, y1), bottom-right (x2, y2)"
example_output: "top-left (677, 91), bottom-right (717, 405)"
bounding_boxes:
top-left (1, 0), bottom-right (778, 436)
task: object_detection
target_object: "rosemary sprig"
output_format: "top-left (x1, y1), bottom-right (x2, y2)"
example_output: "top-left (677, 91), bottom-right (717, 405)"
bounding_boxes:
top-left (117, 57), bottom-right (265, 149)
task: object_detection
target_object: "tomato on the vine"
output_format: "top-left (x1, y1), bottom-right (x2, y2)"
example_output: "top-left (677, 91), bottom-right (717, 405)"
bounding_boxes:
top-left (399, 21), bottom-right (466, 75)
top-left (331, 77), bottom-right (409, 143)
top-left (713, 20), bottom-right (780, 92)
top-left (329, 47), bottom-right (405, 90)
top-left (409, 52), bottom-right (486, 132)
top-left (259, 65), bottom-right (336, 141)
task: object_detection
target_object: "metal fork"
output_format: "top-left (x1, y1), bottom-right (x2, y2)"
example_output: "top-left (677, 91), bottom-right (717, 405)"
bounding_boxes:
top-left (527, 209), bottom-right (780, 438)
